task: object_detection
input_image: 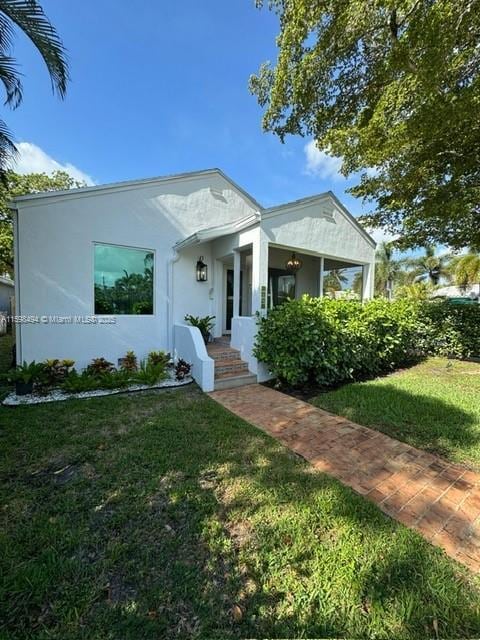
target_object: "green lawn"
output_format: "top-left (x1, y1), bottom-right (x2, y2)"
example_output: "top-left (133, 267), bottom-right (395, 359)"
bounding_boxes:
top-left (1, 373), bottom-right (480, 638)
top-left (311, 357), bottom-right (480, 470)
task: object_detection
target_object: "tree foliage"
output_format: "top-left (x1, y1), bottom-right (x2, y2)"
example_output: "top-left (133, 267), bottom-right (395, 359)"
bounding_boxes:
top-left (0, 0), bottom-right (68, 169)
top-left (0, 170), bottom-right (83, 275)
top-left (250, 0), bottom-right (480, 249)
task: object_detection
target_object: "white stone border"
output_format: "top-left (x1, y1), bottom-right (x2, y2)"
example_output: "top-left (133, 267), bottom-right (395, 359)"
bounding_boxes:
top-left (2, 376), bottom-right (193, 406)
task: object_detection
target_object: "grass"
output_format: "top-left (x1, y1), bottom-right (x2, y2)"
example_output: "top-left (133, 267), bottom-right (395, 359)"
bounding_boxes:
top-left (1, 358), bottom-right (480, 639)
top-left (310, 357), bottom-right (480, 471)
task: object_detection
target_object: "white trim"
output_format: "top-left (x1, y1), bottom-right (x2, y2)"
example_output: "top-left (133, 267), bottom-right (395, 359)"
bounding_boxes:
top-left (0, 276), bottom-right (14, 287)
top-left (175, 212), bottom-right (260, 250)
top-left (9, 168), bottom-right (264, 212)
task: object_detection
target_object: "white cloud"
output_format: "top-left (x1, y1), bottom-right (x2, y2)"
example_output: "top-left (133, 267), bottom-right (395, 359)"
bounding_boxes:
top-left (366, 227), bottom-right (399, 245)
top-left (13, 142), bottom-right (95, 185)
top-left (303, 139), bottom-right (343, 180)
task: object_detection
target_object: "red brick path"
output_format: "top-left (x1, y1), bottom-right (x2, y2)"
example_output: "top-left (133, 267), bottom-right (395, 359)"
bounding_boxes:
top-left (210, 384), bottom-right (480, 573)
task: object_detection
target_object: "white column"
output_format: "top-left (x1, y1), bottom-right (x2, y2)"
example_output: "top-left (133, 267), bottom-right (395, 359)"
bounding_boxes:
top-left (362, 263), bottom-right (375, 300)
top-left (233, 249), bottom-right (241, 317)
top-left (318, 256), bottom-right (324, 298)
top-left (251, 228), bottom-right (269, 315)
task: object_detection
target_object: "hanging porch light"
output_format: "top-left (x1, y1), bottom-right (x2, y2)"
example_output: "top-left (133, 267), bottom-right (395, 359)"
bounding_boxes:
top-left (285, 252), bottom-right (302, 274)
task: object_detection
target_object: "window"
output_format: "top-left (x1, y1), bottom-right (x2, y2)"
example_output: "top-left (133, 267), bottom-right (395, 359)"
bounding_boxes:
top-left (323, 264), bottom-right (363, 299)
top-left (94, 243), bottom-right (154, 315)
top-left (268, 268), bottom-right (296, 308)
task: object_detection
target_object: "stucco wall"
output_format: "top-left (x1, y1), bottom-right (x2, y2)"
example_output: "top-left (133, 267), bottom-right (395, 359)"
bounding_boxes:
top-left (261, 196), bottom-right (375, 265)
top-left (15, 173), bottom-right (256, 367)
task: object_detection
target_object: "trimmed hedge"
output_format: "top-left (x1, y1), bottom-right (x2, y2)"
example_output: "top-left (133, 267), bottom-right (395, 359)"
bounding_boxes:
top-left (419, 301), bottom-right (480, 359)
top-left (254, 296), bottom-right (480, 387)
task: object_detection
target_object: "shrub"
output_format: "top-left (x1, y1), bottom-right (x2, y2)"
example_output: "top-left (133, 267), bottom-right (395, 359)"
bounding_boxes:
top-left (175, 358), bottom-right (191, 381)
top-left (134, 360), bottom-right (168, 386)
top-left (147, 350), bottom-right (170, 368)
top-left (417, 301), bottom-right (480, 358)
top-left (254, 296), bottom-right (422, 387)
top-left (41, 359), bottom-right (75, 387)
top-left (184, 314), bottom-right (215, 344)
top-left (86, 357), bottom-right (115, 376)
top-left (119, 350), bottom-right (138, 372)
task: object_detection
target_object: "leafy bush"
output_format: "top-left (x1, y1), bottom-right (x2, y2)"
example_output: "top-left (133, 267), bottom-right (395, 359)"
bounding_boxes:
top-left (41, 359), bottom-right (75, 386)
top-left (134, 359), bottom-right (168, 386)
top-left (175, 358), bottom-right (191, 381)
top-left (147, 350), bottom-right (170, 368)
top-left (62, 369), bottom-right (132, 393)
top-left (254, 296), bottom-right (423, 386)
top-left (3, 361), bottom-right (46, 385)
top-left (184, 314), bottom-right (215, 344)
top-left (86, 357), bottom-right (115, 376)
top-left (418, 301), bottom-right (480, 358)
top-left (255, 296), bottom-right (480, 387)
top-left (119, 350), bottom-right (138, 372)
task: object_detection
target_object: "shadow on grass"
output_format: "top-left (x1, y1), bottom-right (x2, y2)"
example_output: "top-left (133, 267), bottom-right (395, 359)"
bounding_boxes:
top-left (0, 387), bottom-right (479, 639)
top-left (310, 380), bottom-right (480, 465)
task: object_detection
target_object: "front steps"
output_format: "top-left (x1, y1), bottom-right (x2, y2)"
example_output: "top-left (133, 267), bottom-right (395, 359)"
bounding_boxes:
top-left (207, 338), bottom-right (257, 390)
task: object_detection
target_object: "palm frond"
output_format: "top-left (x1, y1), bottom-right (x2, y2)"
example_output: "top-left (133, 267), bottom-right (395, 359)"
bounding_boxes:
top-left (0, 117), bottom-right (17, 177)
top-left (0, 11), bottom-right (15, 51)
top-left (0, 55), bottom-right (22, 106)
top-left (0, 0), bottom-right (68, 98)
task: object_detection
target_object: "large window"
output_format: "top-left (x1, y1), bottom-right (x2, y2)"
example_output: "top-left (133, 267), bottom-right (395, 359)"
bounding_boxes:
top-left (323, 264), bottom-right (363, 299)
top-left (94, 243), bottom-right (154, 315)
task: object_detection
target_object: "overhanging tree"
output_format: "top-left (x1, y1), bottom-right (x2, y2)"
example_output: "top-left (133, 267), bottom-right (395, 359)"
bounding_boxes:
top-left (0, 0), bottom-right (68, 169)
top-left (0, 170), bottom-right (83, 275)
top-left (250, 0), bottom-right (480, 250)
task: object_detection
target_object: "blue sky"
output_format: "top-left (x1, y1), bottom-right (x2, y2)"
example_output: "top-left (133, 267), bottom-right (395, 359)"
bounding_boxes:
top-left (7, 0), bottom-right (384, 238)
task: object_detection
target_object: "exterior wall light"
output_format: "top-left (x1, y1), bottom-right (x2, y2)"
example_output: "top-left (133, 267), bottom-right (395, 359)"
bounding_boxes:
top-left (285, 252), bottom-right (302, 273)
top-left (196, 256), bottom-right (208, 282)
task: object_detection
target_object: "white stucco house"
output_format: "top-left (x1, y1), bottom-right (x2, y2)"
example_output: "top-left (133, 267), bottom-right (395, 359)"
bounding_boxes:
top-left (10, 168), bottom-right (375, 391)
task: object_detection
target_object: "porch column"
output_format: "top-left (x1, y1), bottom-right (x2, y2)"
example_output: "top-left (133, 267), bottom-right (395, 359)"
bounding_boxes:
top-left (362, 263), bottom-right (375, 300)
top-left (318, 256), bottom-right (324, 298)
top-left (251, 228), bottom-right (269, 316)
top-left (233, 249), bottom-right (241, 317)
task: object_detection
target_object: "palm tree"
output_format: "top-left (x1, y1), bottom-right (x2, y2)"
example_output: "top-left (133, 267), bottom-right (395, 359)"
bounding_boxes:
top-left (449, 249), bottom-right (480, 288)
top-left (406, 245), bottom-right (450, 286)
top-left (374, 241), bottom-right (402, 300)
top-left (323, 269), bottom-right (348, 295)
top-left (0, 0), bottom-right (68, 170)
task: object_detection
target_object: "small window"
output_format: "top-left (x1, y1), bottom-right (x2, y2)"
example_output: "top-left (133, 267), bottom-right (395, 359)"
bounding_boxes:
top-left (94, 243), bottom-right (154, 315)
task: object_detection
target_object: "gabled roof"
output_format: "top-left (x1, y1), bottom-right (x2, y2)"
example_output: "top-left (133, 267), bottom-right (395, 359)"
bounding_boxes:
top-left (263, 191), bottom-right (376, 248)
top-left (9, 167), bottom-right (264, 212)
top-left (10, 165), bottom-right (375, 247)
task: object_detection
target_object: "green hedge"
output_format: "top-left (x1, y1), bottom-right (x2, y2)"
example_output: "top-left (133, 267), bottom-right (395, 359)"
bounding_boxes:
top-left (419, 301), bottom-right (480, 359)
top-left (254, 296), bottom-right (480, 386)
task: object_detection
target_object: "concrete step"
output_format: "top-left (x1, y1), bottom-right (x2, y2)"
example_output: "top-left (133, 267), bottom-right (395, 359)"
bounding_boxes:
top-left (214, 372), bottom-right (257, 391)
top-left (214, 358), bottom-right (249, 375)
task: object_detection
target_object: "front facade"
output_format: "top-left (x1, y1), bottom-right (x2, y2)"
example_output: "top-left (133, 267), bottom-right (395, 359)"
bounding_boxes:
top-left (11, 169), bottom-right (375, 390)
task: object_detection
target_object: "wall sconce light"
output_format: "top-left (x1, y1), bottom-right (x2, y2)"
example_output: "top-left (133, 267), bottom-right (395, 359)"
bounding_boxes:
top-left (285, 252), bottom-right (302, 274)
top-left (196, 256), bottom-right (208, 282)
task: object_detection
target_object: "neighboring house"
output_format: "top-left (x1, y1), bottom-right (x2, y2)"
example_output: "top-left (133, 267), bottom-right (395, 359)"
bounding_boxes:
top-left (0, 275), bottom-right (14, 314)
top-left (10, 168), bottom-right (376, 391)
top-left (432, 284), bottom-right (480, 301)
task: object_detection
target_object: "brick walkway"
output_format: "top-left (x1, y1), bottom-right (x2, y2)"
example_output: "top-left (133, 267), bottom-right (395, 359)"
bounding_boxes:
top-left (210, 384), bottom-right (480, 573)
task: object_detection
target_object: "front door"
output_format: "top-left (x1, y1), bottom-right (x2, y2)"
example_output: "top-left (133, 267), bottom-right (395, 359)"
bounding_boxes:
top-left (224, 268), bottom-right (243, 332)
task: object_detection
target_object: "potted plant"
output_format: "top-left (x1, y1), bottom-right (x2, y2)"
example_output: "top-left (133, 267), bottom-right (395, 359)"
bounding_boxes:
top-left (6, 361), bottom-right (46, 396)
top-left (184, 314), bottom-right (215, 345)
